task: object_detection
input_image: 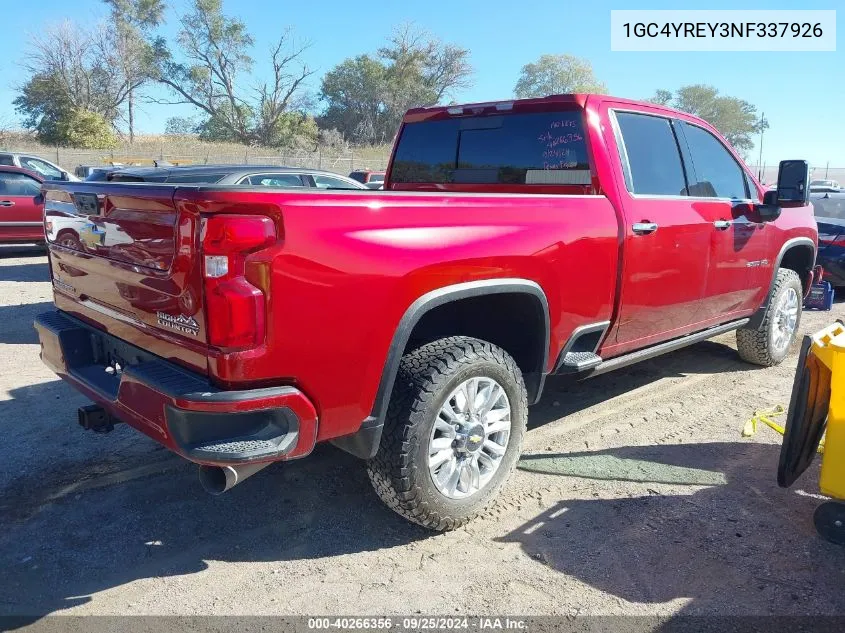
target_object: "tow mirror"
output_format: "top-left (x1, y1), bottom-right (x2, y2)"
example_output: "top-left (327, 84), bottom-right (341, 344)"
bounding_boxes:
top-left (775, 160), bottom-right (810, 208)
top-left (744, 193), bottom-right (781, 223)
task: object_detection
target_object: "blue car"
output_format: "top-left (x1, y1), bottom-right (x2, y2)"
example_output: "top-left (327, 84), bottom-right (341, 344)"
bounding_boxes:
top-left (813, 190), bottom-right (845, 287)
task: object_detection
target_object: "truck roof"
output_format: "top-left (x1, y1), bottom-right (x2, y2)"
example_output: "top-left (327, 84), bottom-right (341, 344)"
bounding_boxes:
top-left (404, 93), bottom-right (691, 122)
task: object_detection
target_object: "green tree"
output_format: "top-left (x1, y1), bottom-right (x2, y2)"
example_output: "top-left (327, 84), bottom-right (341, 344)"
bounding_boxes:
top-left (151, 0), bottom-right (313, 147)
top-left (319, 55), bottom-right (390, 144)
top-left (164, 116), bottom-right (199, 135)
top-left (319, 24), bottom-right (473, 144)
top-left (53, 109), bottom-right (119, 148)
top-left (102, 0), bottom-right (166, 142)
top-left (649, 84), bottom-right (767, 153)
top-left (513, 54), bottom-right (606, 99)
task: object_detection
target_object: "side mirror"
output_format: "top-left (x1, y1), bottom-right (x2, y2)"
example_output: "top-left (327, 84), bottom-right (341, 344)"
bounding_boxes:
top-left (61, 171), bottom-right (70, 182)
top-left (34, 193), bottom-right (45, 206)
top-left (775, 160), bottom-right (810, 208)
top-left (744, 193), bottom-right (781, 223)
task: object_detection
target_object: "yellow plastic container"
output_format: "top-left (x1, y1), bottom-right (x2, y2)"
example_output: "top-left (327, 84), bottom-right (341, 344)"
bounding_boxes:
top-left (809, 323), bottom-right (845, 499)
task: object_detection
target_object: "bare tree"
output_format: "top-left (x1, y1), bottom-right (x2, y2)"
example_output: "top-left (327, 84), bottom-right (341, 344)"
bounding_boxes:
top-left (151, 0), bottom-right (314, 146)
top-left (19, 21), bottom-right (132, 123)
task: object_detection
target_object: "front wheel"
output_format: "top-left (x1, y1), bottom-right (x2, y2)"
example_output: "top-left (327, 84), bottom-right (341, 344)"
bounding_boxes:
top-left (367, 336), bottom-right (527, 531)
top-left (737, 268), bottom-right (803, 366)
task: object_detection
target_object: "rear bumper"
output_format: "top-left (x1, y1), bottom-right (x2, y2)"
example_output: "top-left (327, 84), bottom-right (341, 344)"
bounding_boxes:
top-left (34, 310), bottom-right (318, 465)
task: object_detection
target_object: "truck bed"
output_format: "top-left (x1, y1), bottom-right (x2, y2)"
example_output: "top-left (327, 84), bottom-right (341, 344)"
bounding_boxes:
top-left (43, 182), bottom-right (621, 440)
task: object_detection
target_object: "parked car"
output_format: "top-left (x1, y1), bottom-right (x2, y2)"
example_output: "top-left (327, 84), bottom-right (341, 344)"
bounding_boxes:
top-left (0, 153), bottom-right (77, 182)
top-left (36, 94), bottom-right (817, 530)
top-left (107, 165), bottom-right (368, 189)
top-left (84, 168), bottom-right (121, 182)
top-left (811, 189), bottom-right (845, 287)
top-left (349, 170), bottom-right (386, 189)
top-left (811, 179), bottom-right (841, 192)
top-left (75, 164), bottom-right (124, 180)
top-left (0, 166), bottom-right (45, 244)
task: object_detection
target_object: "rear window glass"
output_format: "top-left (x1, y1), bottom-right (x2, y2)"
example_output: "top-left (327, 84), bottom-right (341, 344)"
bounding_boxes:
top-left (391, 111), bottom-right (590, 185)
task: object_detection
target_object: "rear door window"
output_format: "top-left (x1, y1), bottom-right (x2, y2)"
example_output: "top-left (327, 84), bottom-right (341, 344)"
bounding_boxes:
top-left (391, 111), bottom-right (591, 185)
top-left (313, 174), bottom-right (362, 189)
top-left (614, 112), bottom-right (688, 196)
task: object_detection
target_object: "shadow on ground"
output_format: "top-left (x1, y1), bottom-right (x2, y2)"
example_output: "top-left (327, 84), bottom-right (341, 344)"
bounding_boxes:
top-left (1, 336), bottom-right (837, 623)
top-left (0, 245), bottom-right (46, 259)
top-left (502, 442), bottom-right (844, 614)
top-left (0, 262), bottom-right (49, 283)
top-left (0, 301), bottom-right (52, 344)
top-left (530, 339), bottom-right (757, 430)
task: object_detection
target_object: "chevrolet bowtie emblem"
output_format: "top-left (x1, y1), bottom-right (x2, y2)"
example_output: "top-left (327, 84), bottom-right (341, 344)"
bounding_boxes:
top-left (469, 435), bottom-right (483, 443)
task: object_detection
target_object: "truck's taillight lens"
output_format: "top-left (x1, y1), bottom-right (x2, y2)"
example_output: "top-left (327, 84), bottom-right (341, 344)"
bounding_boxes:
top-left (201, 215), bottom-right (276, 350)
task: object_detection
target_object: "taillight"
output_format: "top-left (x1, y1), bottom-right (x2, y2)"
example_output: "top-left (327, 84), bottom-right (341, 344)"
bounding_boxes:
top-left (201, 214), bottom-right (276, 350)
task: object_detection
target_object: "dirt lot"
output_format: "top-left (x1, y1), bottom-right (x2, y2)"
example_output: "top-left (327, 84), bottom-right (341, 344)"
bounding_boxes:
top-left (2, 244), bottom-right (844, 623)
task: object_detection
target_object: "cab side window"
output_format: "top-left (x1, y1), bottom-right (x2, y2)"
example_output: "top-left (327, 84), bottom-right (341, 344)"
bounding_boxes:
top-left (614, 112), bottom-right (688, 197)
top-left (681, 123), bottom-right (748, 199)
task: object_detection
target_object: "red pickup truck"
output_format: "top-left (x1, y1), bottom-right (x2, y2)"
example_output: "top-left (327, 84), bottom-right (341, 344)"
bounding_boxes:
top-left (35, 94), bottom-right (817, 530)
top-left (0, 166), bottom-right (45, 244)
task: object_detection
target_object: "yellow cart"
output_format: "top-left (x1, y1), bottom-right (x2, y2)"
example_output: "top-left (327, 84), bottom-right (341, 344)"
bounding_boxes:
top-left (780, 321), bottom-right (845, 544)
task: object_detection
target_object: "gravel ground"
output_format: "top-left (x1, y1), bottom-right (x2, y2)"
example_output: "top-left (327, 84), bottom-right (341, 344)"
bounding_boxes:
top-left (2, 244), bottom-right (844, 623)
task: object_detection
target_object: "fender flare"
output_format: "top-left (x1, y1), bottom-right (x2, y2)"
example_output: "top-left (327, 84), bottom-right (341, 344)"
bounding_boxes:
top-left (748, 237), bottom-right (817, 330)
top-left (331, 278), bottom-right (550, 459)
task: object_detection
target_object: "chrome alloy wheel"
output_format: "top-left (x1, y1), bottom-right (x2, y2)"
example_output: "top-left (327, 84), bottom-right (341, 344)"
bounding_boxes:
top-left (773, 287), bottom-right (799, 353)
top-left (427, 376), bottom-right (512, 500)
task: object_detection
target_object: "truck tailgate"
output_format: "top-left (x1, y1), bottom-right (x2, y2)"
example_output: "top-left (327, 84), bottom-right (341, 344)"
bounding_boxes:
top-left (43, 183), bottom-right (209, 373)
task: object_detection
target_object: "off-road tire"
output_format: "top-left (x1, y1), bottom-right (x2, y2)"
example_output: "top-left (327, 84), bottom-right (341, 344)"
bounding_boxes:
top-left (736, 268), bottom-right (803, 366)
top-left (367, 336), bottom-right (527, 531)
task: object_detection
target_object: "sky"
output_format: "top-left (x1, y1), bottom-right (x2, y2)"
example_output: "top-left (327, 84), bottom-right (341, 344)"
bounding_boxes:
top-left (0, 0), bottom-right (841, 168)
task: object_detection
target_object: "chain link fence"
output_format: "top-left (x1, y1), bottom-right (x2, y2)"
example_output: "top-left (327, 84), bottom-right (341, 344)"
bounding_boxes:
top-left (750, 165), bottom-right (844, 186)
top-left (10, 144), bottom-right (392, 176)
top-left (8, 139), bottom-right (844, 187)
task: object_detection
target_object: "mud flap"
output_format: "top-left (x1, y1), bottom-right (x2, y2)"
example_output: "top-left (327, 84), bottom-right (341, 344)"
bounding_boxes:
top-left (777, 335), bottom-right (831, 488)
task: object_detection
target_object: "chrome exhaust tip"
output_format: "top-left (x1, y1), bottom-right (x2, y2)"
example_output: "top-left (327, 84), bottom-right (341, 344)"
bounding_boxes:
top-left (198, 462), bottom-right (270, 495)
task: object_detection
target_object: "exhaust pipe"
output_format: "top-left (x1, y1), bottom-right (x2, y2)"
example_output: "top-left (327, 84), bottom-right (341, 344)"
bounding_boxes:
top-left (198, 462), bottom-right (271, 495)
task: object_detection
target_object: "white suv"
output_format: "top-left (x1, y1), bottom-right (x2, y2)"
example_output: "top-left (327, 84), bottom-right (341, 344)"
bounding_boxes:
top-left (0, 153), bottom-right (77, 181)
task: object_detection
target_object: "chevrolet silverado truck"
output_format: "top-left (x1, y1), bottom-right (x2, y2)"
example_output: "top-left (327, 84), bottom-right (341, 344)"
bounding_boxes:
top-left (35, 94), bottom-right (817, 530)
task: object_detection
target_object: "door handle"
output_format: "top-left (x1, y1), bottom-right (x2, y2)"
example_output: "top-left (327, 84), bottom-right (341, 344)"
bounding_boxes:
top-left (713, 220), bottom-right (732, 230)
top-left (632, 222), bottom-right (658, 235)
top-left (0, 201), bottom-right (15, 207)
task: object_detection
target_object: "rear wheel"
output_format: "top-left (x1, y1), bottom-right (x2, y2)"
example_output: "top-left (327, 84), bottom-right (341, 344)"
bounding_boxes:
top-left (737, 268), bottom-right (803, 366)
top-left (367, 336), bottom-right (527, 531)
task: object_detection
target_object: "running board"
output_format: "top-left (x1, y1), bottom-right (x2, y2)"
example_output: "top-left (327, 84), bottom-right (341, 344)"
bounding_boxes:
top-left (587, 318), bottom-right (750, 378)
